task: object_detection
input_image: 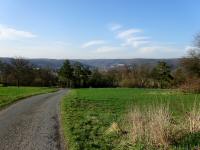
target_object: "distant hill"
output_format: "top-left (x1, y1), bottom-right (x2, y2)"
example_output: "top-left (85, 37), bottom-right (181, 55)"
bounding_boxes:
top-left (0, 57), bottom-right (181, 70)
top-left (75, 58), bottom-right (181, 70)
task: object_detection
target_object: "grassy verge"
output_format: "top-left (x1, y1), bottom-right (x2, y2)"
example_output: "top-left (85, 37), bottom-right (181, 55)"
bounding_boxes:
top-left (0, 86), bottom-right (57, 109)
top-left (120, 104), bottom-right (200, 149)
top-left (61, 88), bottom-right (200, 150)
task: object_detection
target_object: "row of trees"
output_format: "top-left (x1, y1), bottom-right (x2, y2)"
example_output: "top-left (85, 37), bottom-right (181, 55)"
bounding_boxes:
top-left (58, 60), bottom-right (117, 88)
top-left (0, 34), bottom-right (199, 92)
top-left (0, 52), bottom-right (198, 89)
top-left (0, 58), bottom-right (57, 87)
top-left (57, 59), bottom-right (189, 89)
top-left (57, 33), bottom-right (200, 91)
top-left (58, 60), bottom-right (91, 88)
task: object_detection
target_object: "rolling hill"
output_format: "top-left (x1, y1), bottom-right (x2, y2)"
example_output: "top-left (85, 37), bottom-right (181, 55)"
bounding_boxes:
top-left (0, 57), bottom-right (181, 70)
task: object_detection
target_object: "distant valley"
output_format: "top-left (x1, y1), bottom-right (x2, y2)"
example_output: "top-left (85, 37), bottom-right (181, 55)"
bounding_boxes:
top-left (0, 57), bottom-right (181, 70)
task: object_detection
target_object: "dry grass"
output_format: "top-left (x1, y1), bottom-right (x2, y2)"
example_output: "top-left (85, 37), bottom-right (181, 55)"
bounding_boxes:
top-left (114, 104), bottom-right (200, 149)
top-left (125, 106), bottom-right (172, 149)
top-left (105, 122), bottom-right (122, 135)
top-left (128, 108), bottom-right (144, 143)
top-left (145, 106), bottom-right (171, 148)
top-left (185, 103), bottom-right (200, 133)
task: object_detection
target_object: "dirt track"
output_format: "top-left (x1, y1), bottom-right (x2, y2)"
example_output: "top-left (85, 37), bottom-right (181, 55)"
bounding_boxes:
top-left (0, 89), bottom-right (68, 150)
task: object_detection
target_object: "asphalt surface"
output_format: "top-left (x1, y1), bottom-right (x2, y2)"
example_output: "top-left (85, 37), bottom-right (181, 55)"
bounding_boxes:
top-left (0, 89), bottom-right (68, 150)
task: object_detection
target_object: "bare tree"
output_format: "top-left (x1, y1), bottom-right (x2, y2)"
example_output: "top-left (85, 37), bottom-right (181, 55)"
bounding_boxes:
top-left (182, 33), bottom-right (200, 77)
top-left (194, 32), bottom-right (200, 48)
top-left (10, 57), bottom-right (34, 87)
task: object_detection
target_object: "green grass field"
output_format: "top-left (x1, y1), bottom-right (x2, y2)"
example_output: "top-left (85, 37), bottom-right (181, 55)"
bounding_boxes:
top-left (0, 87), bottom-right (57, 109)
top-left (61, 88), bottom-right (200, 150)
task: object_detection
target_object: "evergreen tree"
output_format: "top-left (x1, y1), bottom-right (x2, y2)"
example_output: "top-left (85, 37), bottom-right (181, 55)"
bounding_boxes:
top-left (151, 61), bottom-right (173, 88)
top-left (58, 60), bottom-right (73, 87)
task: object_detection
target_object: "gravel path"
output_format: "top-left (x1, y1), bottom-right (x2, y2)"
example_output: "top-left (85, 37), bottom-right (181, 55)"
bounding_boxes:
top-left (0, 89), bottom-right (68, 150)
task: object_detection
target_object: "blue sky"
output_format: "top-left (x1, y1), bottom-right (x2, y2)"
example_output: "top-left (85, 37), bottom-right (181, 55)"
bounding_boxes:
top-left (0, 0), bottom-right (199, 59)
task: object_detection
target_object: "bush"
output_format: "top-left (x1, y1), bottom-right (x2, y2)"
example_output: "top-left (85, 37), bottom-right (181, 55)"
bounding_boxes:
top-left (180, 77), bottom-right (200, 93)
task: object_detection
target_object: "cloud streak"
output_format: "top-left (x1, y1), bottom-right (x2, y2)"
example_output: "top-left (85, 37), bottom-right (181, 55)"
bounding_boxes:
top-left (82, 40), bottom-right (105, 48)
top-left (107, 22), bottom-right (184, 57)
top-left (0, 25), bottom-right (36, 40)
top-left (116, 28), bottom-right (150, 48)
top-left (109, 23), bottom-right (122, 31)
top-left (117, 29), bottom-right (142, 39)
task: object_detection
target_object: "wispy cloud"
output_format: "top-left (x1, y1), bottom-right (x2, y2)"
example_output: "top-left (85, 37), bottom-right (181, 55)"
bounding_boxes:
top-left (107, 23), bottom-right (184, 58)
top-left (82, 40), bottom-right (105, 48)
top-left (117, 29), bottom-right (142, 39)
top-left (109, 23), bottom-right (122, 31)
top-left (116, 28), bottom-right (150, 48)
top-left (121, 37), bottom-right (150, 47)
top-left (0, 25), bottom-right (36, 40)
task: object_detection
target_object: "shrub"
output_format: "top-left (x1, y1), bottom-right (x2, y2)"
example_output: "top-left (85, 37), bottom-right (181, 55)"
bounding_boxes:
top-left (180, 77), bottom-right (200, 93)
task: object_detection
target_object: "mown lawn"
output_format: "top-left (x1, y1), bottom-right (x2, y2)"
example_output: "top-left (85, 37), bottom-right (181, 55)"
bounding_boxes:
top-left (0, 86), bottom-right (57, 108)
top-left (61, 88), bottom-right (200, 150)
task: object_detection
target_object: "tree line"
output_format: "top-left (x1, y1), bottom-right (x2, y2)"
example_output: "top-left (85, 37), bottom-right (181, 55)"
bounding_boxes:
top-left (0, 58), bottom-right (57, 87)
top-left (0, 33), bottom-right (199, 92)
top-left (58, 32), bottom-right (200, 92)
